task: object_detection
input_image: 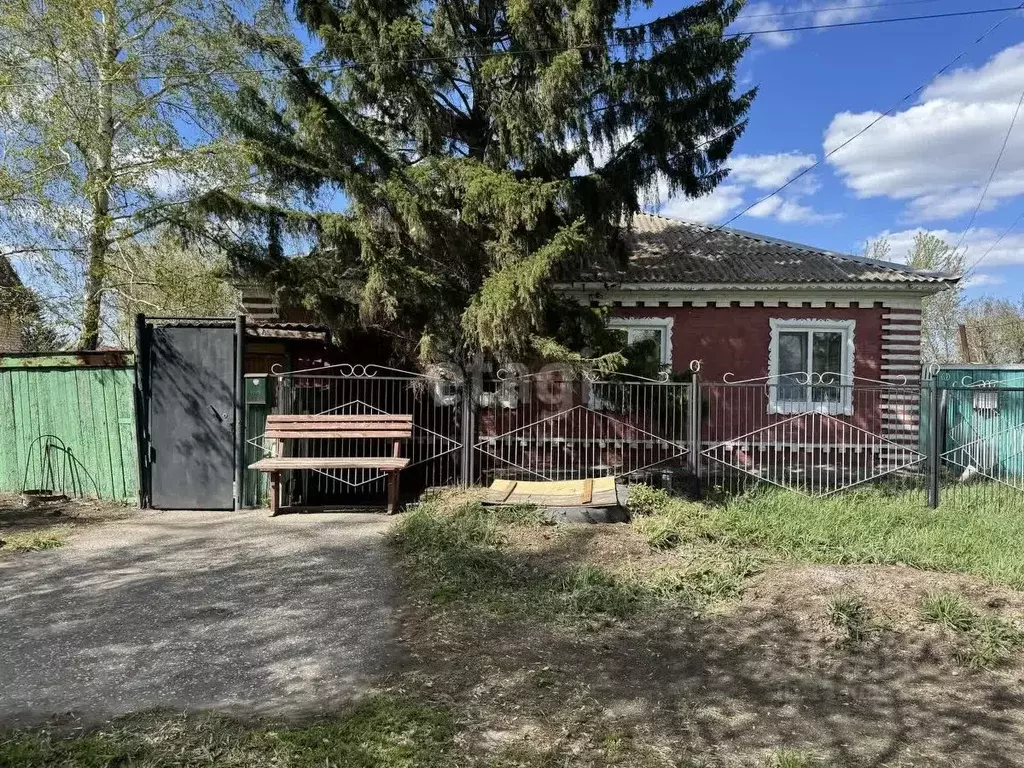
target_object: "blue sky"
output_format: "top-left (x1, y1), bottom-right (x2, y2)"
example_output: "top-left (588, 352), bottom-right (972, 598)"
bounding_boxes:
top-left (641, 0), bottom-right (1024, 300)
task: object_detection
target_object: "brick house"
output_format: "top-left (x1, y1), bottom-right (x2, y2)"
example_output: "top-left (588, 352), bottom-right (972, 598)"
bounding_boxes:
top-left (557, 213), bottom-right (959, 449)
top-left (0, 255), bottom-right (25, 352)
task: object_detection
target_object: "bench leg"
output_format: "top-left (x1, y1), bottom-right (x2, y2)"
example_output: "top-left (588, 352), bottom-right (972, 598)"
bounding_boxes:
top-left (386, 471), bottom-right (399, 515)
top-left (269, 471), bottom-right (280, 516)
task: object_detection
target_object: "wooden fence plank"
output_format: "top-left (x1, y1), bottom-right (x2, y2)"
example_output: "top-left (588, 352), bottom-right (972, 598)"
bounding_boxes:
top-left (0, 364), bottom-right (137, 502)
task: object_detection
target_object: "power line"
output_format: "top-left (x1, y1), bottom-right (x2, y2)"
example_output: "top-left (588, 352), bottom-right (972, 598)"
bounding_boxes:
top-left (957, 88), bottom-right (1024, 263)
top-left (966, 209), bottom-right (1024, 272)
top-left (672, 1), bottom-right (1024, 252)
top-left (0, 6), bottom-right (1020, 91)
top-left (740, 0), bottom-right (945, 20)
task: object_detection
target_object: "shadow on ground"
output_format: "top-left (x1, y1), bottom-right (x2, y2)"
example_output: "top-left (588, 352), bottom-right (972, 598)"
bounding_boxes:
top-left (0, 510), bottom-right (399, 727)
top-left (400, 524), bottom-right (1024, 768)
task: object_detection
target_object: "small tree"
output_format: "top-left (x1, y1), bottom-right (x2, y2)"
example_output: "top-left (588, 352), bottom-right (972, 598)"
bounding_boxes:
top-left (866, 233), bottom-right (964, 365)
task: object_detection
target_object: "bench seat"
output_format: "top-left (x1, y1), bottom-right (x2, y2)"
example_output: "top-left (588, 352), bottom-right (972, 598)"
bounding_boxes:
top-left (249, 457), bottom-right (410, 472)
top-left (251, 412), bottom-right (414, 515)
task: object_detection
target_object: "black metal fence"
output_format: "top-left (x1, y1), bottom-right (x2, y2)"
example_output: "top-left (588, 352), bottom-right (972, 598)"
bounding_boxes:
top-left (248, 364), bottom-right (1024, 510)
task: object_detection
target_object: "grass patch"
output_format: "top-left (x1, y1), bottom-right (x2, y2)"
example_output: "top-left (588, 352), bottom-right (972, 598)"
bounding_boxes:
top-left (0, 694), bottom-right (454, 768)
top-left (771, 749), bottom-right (826, 768)
top-left (920, 592), bottom-right (977, 632)
top-left (389, 497), bottom-right (754, 623)
top-left (919, 592), bottom-right (1024, 670)
top-left (0, 525), bottom-right (70, 554)
top-left (629, 483), bottom-right (1024, 590)
top-left (826, 593), bottom-right (873, 645)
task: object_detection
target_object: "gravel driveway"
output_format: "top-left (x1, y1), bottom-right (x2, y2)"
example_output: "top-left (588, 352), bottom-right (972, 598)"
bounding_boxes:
top-left (0, 510), bottom-right (398, 726)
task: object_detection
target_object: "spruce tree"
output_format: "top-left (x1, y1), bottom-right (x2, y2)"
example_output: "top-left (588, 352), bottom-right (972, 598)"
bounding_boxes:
top-left (205, 0), bottom-right (754, 367)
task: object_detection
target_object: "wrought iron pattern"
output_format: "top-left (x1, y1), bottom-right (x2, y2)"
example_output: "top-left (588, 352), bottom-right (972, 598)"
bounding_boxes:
top-left (475, 376), bottom-right (689, 483)
top-left (271, 372), bottom-right (463, 505)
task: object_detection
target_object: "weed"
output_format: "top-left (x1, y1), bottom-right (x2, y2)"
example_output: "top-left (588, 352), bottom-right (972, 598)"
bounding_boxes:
top-left (491, 503), bottom-right (548, 527)
top-left (629, 487), bottom-right (710, 550)
top-left (954, 616), bottom-right (1024, 670)
top-left (920, 593), bottom-right (977, 632)
top-left (0, 694), bottom-right (454, 768)
top-left (390, 496), bottom-right (756, 622)
top-left (559, 564), bottom-right (642, 618)
top-left (708, 487), bottom-right (1024, 589)
top-left (771, 749), bottom-right (824, 768)
top-left (0, 526), bottom-right (70, 554)
top-left (920, 593), bottom-right (1024, 670)
top-left (826, 593), bottom-right (872, 645)
top-left (626, 484), bottom-right (673, 517)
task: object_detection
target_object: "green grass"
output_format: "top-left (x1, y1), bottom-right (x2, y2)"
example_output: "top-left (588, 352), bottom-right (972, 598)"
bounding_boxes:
top-left (0, 525), bottom-right (70, 554)
top-left (919, 592), bottom-right (1024, 670)
top-left (388, 497), bottom-right (753, 622)
top-left (770, 749), bottom-right (826, 768)
top-left (826, 593), bottom-right (873, 645)
top-left (920, 593), bottom-right (977, 632)
top-left (627, 485), bottom-right (1024, 589)
top-left (0, 694), bottom-right (454, 768)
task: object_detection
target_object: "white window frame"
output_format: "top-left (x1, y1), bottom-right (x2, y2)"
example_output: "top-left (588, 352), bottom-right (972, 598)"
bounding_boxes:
top-left (608, 316), bottom-right (673, 366)
top-left (768, 318), bottom-right (856, 415)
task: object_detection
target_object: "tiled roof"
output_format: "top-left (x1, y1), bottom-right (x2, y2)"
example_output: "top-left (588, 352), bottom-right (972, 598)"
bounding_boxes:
top-left (576, 213), bottom-right (958, 286)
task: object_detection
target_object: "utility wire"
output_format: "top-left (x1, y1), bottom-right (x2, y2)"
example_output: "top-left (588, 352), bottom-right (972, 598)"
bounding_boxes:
top-left (0, 6), bottom-right (1020, 91)
top-left (669, 1), bottom-right (1024, 254)
top-left (956, 88), bottom-right (1024, 263)
top-left (965, 208), bottom-right (1024, 271)
top-left (740, 0), bottom-right (945, 20)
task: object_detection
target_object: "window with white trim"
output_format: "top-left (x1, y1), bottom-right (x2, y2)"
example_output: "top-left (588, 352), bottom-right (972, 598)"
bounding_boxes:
top-left (768, 319), bottom-right (855, 414)
top-left (608, 317), bottom-right (673, 366)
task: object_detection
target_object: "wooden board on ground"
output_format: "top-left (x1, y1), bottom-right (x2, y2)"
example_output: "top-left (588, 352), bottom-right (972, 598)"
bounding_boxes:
top-left (480, 476), bottom-right (619, 507)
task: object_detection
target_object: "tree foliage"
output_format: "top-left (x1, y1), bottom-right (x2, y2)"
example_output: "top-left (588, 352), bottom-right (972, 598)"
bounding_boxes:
top-left (962, 298), bottom-right (1024, 364)
top-left (205, 0), bottom-right (754, 368)
top-left (0, 0), bottom-right (271, 348)
top-left (866, 233), bottom-right (965, 365)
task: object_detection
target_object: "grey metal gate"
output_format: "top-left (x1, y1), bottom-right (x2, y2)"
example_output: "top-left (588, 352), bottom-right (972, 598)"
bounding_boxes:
top-left (146, 325), bottom-right (237, 509)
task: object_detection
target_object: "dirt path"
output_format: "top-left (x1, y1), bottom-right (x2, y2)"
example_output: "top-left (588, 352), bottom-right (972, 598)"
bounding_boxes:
top-left (0, 509), bottom-right (398, 727)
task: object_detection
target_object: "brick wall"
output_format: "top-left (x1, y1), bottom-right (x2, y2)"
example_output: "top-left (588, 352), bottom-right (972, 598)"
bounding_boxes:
top-left (612, 298), bottom-right (923, 446)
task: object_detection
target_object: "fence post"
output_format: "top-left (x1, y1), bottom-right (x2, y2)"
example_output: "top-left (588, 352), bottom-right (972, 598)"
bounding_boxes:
top-left (460, 376), bottom-right (476, 487)
top-left (688, 370), bottom-right (701, 478)
top-left (928, 379), bottom-right (945, 509)
top-left (234, 314), bottom-right (246, 511)
top-left (133, 313), bottom-right (149, 508)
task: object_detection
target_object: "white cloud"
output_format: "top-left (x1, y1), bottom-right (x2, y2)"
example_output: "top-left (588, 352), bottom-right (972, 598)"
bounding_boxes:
top-left (747, 194), bottom-right (840, 224)
top-left (825, 43), bottom-right (1024, 221)
top-left (736, 1), bottom-right (879, 48)
top-left (654, 150), bottom-right (836, 225)
top-left (922, 44), bottom-right (1024, 105)
top-left (658, 184), bottom-right (746, 223)
top-left (727, 151), bottom-right (817, 189)
top-left (963, 273), bottom-right (1006, 289)
top-left (739, 3), bottom-right (796, 48)
top-left (869, 227), bottom-right (1024, 267)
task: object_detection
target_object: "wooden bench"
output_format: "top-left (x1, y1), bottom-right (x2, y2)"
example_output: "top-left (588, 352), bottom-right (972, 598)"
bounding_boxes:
top-left (248, 414), bottom-right (413, 514)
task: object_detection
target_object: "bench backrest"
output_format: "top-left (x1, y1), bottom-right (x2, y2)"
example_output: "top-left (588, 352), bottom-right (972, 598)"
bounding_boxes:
top-left (265, 414), bottom-right (413, 441)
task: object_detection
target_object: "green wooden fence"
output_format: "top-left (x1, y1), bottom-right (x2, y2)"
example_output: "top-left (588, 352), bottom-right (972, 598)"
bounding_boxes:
top-left (0, 353), bottom-right (138, 502)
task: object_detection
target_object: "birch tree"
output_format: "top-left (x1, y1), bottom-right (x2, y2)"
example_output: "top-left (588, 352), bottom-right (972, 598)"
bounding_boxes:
top-left (0, 0), bottom-right (272, 347)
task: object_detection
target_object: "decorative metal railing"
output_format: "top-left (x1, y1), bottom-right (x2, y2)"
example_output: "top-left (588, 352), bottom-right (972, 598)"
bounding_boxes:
top-left (246, 361), bottom-right (1024, 510)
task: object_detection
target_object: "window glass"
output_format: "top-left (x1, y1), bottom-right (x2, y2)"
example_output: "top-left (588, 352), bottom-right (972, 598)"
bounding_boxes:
top-left (811, 331), bottom-right (843, 402)
top-left (778, 331), bottom-right (807, 401)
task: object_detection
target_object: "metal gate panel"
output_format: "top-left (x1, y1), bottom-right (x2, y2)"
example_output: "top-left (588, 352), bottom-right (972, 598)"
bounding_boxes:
top-left (148, 326), bottom-right (236, 509)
